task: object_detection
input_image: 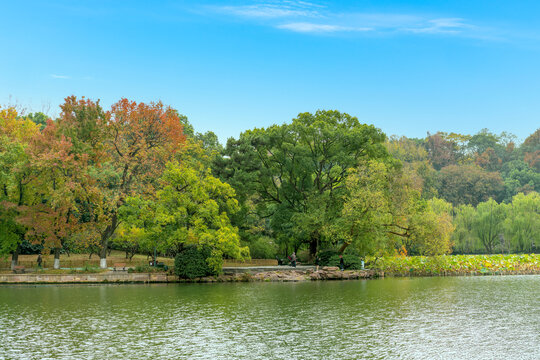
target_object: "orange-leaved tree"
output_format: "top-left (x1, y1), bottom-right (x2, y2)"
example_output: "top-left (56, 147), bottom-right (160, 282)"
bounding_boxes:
top-left (56, 97), bottom-right (186, 268)
top-left (17, 120), bottom-right (88, 268)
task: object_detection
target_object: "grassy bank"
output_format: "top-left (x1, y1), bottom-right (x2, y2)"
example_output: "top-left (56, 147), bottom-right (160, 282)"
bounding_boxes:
top-left (0, 251), bottom-right (174, 271)
top-left (0, 251), bottom-right (277, 272)
top-left (375, 254), bottom-right (540, 276)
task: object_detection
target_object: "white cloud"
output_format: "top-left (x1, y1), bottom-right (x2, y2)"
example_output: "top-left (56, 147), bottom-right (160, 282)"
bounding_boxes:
top-left (405, 18), bottom-right (473, 34)
top-left (208, 2), bottom-right (488, 39)
top-left (217, 2), bottom-right (321, 19)
top-left (277, 22), bottom-right (371, 33)
top-left (50, 74), bottom-right (71, 79)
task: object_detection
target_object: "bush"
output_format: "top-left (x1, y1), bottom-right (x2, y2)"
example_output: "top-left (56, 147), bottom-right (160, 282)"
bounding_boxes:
top-left (68, 265), bottom-right (102, 274)
top-left (174, 246), bottom-right (215, 279)
top-left (328, 254), bottom-right (363, 270)
top-left (81, 265), bottom-right (101, 273)
top-left (316, 249), bottom-right (339, 266)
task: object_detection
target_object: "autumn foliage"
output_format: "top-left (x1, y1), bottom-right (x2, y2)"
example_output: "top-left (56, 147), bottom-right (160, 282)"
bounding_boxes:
top-left (1, 100), bottom-right (538, 272)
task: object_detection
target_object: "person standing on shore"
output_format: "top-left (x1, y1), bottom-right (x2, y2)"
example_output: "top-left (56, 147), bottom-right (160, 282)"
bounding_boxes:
top-left (290, 252), bottom-right (297, 268)
top-left (339, 254), bottom-right (344, 272)
top-left (37, 254), bottom-right (42, 268)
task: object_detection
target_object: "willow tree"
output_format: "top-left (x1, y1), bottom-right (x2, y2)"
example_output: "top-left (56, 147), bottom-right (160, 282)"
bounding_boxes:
top-left (473, 199), bottom-right (507, 254)
top-left (503, 192), bottom-right (539, 253)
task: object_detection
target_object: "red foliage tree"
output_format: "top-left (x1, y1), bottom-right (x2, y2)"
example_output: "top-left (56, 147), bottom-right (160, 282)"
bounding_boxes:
top-left (54, 97), bottom-right (186, 268)
top-left (17, 120), bottom-right (87, 268)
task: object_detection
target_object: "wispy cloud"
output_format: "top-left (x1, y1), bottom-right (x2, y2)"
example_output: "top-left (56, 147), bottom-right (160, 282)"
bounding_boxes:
top-left (209, 1), bottom-right (490, 39)
top-left (277, 22), bottom-right (371, 33)
top-left (50, 74), bottom-right (71, 79)
top-left (405, 18), bottom-right (473, 34)
top-left (50, 74), bottom-right (96, 81)
top-left (217, 2), bottom-right (321, 19)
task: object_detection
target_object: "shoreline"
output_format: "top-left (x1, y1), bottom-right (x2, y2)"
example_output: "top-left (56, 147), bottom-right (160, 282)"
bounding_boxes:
top-left (2, 266), bottom-right (540, 284)
top-left (0, 267), bottom-right (379, 284)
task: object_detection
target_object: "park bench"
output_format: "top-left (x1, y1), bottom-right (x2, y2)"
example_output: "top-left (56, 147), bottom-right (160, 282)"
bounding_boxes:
top-left (113, 263), bottom-right (127, 271)
top-left (13, 265), bottom-right (25, 274)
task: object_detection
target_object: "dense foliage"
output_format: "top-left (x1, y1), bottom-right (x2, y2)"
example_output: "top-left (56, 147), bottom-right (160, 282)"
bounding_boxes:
top-left (174, 246), bottom-right (215, 279)
top-left (0, 99), bottom-right (246, 272)
top-left (327, 254), bottom-right (363, 270)
top-left (1, 99), bottom-right (539, 274)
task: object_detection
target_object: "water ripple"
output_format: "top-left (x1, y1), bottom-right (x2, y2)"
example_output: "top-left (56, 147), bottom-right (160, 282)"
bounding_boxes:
top-left (0, 277), bottom-right (539, 359)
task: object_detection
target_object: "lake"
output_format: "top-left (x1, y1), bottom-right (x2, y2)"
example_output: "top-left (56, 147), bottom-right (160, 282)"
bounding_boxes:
top-left (1, 276), bottom-right (539, 359)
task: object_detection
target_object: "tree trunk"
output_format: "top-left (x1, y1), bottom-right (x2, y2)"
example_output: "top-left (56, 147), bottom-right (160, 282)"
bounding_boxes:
top-left (53, 248), bottom-right (61, 269)
top-left (309, 236), bottom-right (318, 260)
top-left (99, 213), bottom-right (118, 269)
top-left (100, 245), bottom-right (108, 269)
top-left (338, 242), bottom-right (350, 254)
top-left (11, 245), bottom-right (20, 270)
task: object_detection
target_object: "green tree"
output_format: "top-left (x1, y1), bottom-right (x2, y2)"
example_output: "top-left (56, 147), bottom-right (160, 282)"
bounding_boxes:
top-left (467, 129), bottom-right (503, 155)
top-left (473, 199), bottom-right (507, 253)
top-left (452, 204), bottom-right (480, 254)
top-left (123, 159), bottom-right (248, 273)
top-left (218, 110), bottom-right (388, 258)
top-left (335, 160), bottom-right (392, 257)
top-left (407, 198), bottom-right (454, 256)
top-left (501, 160), bottom-right (540, 201)
top-left (0, 107), bottom-right (40, 268)
top-left (337, 160), bottom-right (454, 257)
top-left (503, 192), bottom-right (540, 252)
top-left (177, 115), bottom-right (223, 168)
top-left (24, 112), bottom-right (49, 130)
top-left (386, 136), bottom-right (438, 199)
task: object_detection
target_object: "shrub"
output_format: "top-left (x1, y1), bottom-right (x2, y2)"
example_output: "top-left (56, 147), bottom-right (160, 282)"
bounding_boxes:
top-left (316, 249), bottom-right (339, 266)
top-left (174, 246), bottom-right (215, 279)
top-left (81, 265), bottom-right (101, 273)
top-left (328, 254), bottom-right (363, 270)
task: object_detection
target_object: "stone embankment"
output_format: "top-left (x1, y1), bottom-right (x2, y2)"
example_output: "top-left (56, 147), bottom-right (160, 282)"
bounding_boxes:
top-left (194, 267), bottom-right (381, 282)
top-left (0, 267), bottom-right (381, 284)
top-left (0, 272), bottom-right (172, 284)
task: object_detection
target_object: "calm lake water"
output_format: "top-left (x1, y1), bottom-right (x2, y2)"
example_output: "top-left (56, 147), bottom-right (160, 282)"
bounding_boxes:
top-left (1, 276), bottom-right (539, 360)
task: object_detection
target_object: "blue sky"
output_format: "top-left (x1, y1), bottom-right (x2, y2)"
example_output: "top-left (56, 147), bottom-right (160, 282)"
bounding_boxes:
top-left (1, 0), bottom-right (540, 143)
